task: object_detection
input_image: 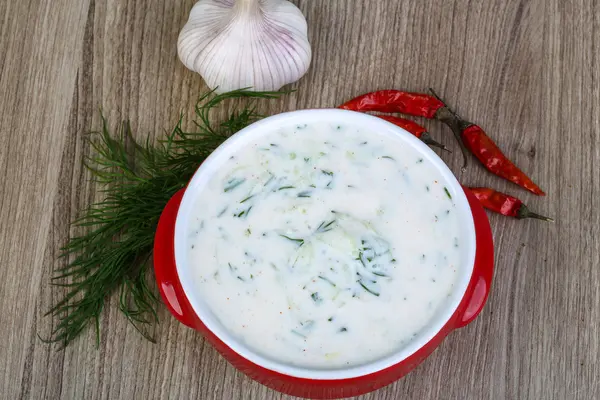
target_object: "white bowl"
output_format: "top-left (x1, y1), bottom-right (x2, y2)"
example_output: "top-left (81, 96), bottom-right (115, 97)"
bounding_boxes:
top-left (173, 109), bottom-right (477, 379)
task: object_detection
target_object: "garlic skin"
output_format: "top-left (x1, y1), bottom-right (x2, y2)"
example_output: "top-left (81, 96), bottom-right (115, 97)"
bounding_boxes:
top-left (178, 0), bottom-right (312, 93)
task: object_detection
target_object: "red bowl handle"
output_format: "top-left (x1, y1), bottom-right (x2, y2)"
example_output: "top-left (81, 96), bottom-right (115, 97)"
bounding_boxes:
top-left (153, 188), bottom-right (198, 329)
top-left (453, 187), bottom-right (495, 328)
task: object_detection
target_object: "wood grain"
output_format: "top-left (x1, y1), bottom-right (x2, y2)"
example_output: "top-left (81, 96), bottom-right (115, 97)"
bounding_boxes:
top-left (1, 0), bottom-right (599, 399)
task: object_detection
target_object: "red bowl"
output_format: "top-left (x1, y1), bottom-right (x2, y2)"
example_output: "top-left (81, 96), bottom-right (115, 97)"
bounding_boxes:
top-left (153, 112), bottom-right (494, 399)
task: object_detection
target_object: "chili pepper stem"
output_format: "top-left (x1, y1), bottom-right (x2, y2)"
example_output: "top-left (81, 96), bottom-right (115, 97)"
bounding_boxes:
top-left (420, 132), bottom-right (451, 153)
top-left (428, 88), bottom-right (469, 171)
top-left (428, 88), bottom-right (461, 118)
top-left (517, 204), bottom-right (554, 222)
top-left (434, 107), bottom-right (470, 170)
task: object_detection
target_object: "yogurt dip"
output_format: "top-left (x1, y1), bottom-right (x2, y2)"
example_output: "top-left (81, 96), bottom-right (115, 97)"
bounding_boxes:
top-left (182, 117), bottom-right (464, 369)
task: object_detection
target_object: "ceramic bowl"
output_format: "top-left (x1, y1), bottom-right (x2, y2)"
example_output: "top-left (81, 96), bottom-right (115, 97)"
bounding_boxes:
top-left (154, 109), bottom-right (494, 399)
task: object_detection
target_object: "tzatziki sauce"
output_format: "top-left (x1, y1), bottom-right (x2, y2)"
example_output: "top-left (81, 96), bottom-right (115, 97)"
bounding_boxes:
top-left (184, 119), bottom-right (464, 369)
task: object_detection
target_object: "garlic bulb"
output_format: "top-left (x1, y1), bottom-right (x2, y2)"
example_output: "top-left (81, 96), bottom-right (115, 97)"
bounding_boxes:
top-left (178, 0), bottom-right (312, 93)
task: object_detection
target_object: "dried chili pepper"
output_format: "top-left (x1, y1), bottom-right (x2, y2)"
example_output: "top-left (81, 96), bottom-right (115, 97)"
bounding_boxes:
top-left (461, 124), bottom-right (544, 195)
top-left (428, 89), bottom-right (545, 196)
top-left (376, 115), bottom-right (448, 151)
top-left (339, 90), bottom-right (446, 118)
top-left (339, 90), bottom-right (469, 168)
top-left (468, 187), bottom-right (553, 221)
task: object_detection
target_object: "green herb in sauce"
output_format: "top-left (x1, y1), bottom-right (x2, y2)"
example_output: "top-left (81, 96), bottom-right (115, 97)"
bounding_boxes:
top-left (264, 175), bottom-right (275, 186)
top-left (311, 292), bottom-right (323, 304)
top-left (372, 271), bottom-right (389, 277)
top-left (224, 177), bottom-right (245, 192)
top-left (318, 276), bottom-right (336, 287)
top-left (279, 234), bottom-right (305, 246)
top-left (444, 187), bottom-right (452, 200)
top-left (235, 206), bottom-right (252, 218)
top-left (315, 220), bottom-right (336, 234)
top-left (358, 280), bottom-right (380, 296)
top-left (291, 330), bottom-right (307, 339)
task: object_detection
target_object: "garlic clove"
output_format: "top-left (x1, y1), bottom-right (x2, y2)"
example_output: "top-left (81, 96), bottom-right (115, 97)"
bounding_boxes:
top-left (178, 0), bottom-right (312, 93)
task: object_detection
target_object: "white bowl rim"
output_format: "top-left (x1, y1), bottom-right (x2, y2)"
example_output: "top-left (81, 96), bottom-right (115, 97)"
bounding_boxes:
top-left (173, 109), bottom-right (476, 380)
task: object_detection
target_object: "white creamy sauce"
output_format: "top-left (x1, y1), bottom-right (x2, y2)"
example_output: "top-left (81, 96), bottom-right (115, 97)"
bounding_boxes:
top-left (185, 121), bottom-right (462, 368)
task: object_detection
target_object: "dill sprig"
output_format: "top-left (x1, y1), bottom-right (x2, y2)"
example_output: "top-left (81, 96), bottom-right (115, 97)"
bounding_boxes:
top-left (46, 89), bottom-right (285, 347)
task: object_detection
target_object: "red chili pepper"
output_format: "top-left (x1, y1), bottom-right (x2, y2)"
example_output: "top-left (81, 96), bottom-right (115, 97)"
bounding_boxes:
top-left (339, 90), bottom-right (469, 167)
top-left (339, 90), bottom-right (445, 118)
top-left (376, 115), bottom-right (449, 151)
top-left (468, 187), bottom-right (553, 221)
top-left (427, 89), bottom-right (545, 196)
top-left (461, 125), bottom-right (545, 195)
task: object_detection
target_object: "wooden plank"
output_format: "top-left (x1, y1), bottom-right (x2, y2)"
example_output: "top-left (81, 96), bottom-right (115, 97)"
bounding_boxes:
top-left (0, 0), bottom-right (91, 398)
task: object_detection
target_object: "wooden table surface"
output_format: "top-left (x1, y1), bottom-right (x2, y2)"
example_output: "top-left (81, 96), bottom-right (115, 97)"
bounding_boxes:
top-left (1, 1), bottom-right (599, 399)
